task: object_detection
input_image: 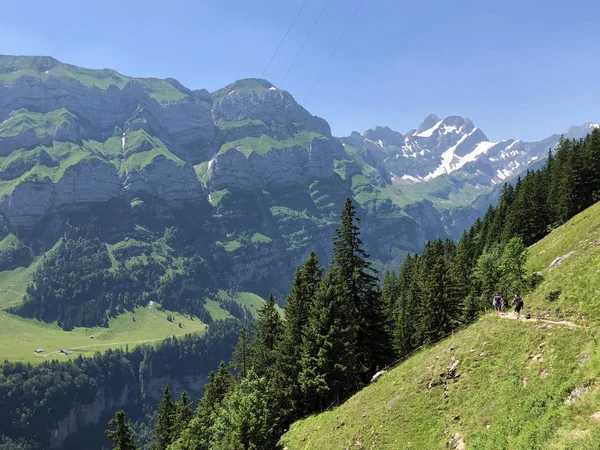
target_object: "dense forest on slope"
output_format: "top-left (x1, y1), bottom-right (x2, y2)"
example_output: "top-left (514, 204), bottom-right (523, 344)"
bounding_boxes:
top-left (105, 129), bottom-right (600, 449)
top-left (14, 225), bottom-right (217, 328)
top-left (0, 320), bottom-right (239, 450)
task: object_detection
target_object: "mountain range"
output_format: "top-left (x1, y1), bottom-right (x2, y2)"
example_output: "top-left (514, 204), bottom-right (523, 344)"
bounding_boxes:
top-left (0, 55), bottom-right (597, 295)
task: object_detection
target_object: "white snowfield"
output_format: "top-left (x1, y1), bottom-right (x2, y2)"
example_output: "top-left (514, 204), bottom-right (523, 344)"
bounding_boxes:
top-left (413, 120), bottom-right (443, 138)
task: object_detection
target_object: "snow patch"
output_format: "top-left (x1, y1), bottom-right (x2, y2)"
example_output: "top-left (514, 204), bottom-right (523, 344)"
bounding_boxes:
top-left (121, 133), bottom-right (126, 151)
top-left (269, 87), bottom-right (276, 91)
top-left (378, 139), bottom-right (384, 148)
top-left (414, 120), bottom-right (443, 138)
top-left (402, 174), bottom-right (423, 183)
top-left (424, 130), bottom-right (496, 180)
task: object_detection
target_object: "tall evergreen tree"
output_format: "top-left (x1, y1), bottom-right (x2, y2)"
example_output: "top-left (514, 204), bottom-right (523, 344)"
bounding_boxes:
top-left (230, 328), bottom-right (251, 379)
top-left (251, 295), bottom-right (283, 378)
top-left (105, 410), bottom-right (137, 450)
top-left (298, 269), bottom-right (359, 412)
top-left (152, 386), bottom-right (176, 450)
top-left (171, 391), bottom-right (193, 443)
top-left (332, 198), bottom-right (393, 375)
top-left (169, 362), bottom-right (234, 450)
top-left (277, 251), bottom-right (323, 424)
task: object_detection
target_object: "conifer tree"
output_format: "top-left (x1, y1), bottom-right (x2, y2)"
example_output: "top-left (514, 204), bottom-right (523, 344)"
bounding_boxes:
top-left (171, 391), bottom-right (193, 443)
top-left (230, 328), bottom-right (251, 379)
top-left (169, 362), bottom-right (234, 450)
top-left (209, 372), bottom-right (279, 450)
top-left (332, 198), bottom-right (393, 375)
top-left (298, 269), bottom-right (359, 412)
top-left (105, 410), bottom-right (137, 450)
top-left (251, 294), bottom-right (283, 378)
top-left (152, 386), bottom-right (175, 450)
top-left (277, 251), bottom-right (323, 424)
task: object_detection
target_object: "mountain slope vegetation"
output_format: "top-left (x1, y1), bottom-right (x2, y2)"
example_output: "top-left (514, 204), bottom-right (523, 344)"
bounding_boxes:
top-left (282, 199), bottom-right (600, 449)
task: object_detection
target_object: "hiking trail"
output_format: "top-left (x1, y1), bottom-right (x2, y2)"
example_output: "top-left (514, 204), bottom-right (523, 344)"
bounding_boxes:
top-left (498, 311), bottom-right (578, 328)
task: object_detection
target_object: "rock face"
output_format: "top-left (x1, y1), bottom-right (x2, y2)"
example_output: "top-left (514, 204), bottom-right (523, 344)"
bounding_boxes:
top-left (211, 79), bottom-right (331, 137)
top-left (122, 156), bottom-right (201, 204)
top-left (206, 137), bottom-right (337, 191)
top-left (0, 158), bottom-right (122, 231)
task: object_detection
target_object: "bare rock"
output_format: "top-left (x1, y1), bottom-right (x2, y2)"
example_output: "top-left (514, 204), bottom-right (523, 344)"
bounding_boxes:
top-left (565, 386), bottom-right (589, 405)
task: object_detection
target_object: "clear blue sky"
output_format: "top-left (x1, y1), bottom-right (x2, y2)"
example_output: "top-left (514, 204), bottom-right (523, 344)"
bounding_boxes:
top-left (1, 0), bottom-right (598, 141)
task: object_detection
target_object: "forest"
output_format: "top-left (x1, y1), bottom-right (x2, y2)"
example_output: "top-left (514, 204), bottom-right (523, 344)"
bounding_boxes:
top-left (103, 129), bottom-right (600, 449)
top-left (0, 320), bottom-right (240, 450)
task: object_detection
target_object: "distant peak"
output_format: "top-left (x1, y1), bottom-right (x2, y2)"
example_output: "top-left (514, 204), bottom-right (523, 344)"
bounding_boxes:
top-left (416, 114), bottom-right (441, 133)
top-left (364, 126), bottom-right (404, 145)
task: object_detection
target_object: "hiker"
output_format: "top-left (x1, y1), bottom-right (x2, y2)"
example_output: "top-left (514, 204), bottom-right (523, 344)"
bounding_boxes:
top-left (501, 296), bottom-right (509, 312)
top-left (512, 294), bottom-right (524, 319)
top-left (492, 294), bottom-right (502, 315)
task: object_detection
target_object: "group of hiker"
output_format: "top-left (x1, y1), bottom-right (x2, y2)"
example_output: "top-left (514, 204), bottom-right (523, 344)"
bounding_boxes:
top-left (492, 293), bottom-right (524, 318)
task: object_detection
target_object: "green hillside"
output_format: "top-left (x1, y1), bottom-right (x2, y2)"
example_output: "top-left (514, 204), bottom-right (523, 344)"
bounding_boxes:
top-left (0, 55), bottom-right (188, 102)
top-left (282, 200), bottom-right (600, 449)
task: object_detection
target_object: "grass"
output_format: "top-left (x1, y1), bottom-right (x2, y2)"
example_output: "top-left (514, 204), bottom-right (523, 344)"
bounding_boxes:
top-left (219, 131), bottom-right (323, 158)
top-left (0, 142), bottom-right (100, 198)
top-left (219, 119), bottom-right (266, 130)
top-left (203, 299), bottom-right (234, 321)
top-left (0, 305), bottom-right (207, 364)
top-left (0, 55), bottom-right (187, 102)
top-left (282, 201), bottom-right (600, 450)
top-left (120, 130), bottom-right (184, 174)
top-left (0, 108), bottom-right (77, 139)
top-left (524, 201), bottom-right (600, 323)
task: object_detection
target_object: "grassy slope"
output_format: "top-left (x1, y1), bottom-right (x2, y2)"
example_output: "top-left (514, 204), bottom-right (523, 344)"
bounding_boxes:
top-left (0, 55), bottom-right (187, 102)
top-left (282, 201), bottom-right (600, 450)
top-left (0, 306), bottom-right (206, 364)
top-left (219, 131), bottom-right (323, 157)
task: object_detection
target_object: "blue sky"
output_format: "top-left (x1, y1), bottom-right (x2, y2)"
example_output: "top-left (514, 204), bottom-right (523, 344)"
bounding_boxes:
top-left (1, 0), bottom-right (598, 141)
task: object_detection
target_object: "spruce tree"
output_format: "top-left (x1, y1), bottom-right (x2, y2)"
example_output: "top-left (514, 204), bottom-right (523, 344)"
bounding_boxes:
top-left (170, 362), bottom-right (234, 450)
top-left (105, 410), bottom-right (137, 450)
top-left (332, 198), bottom-right (393, 376)
top-left (152, 386), bottom-right (176, 450)
top-left (230, 328), bottom-right (251, 379)
top-left (251, 294), bottom-right (283, 378)
top-left (277, 251), bottom-right (323, 424)
top-left (171, 391), bottom-right (193, 442)
top-left (299, 268), bottom-right (360, 412)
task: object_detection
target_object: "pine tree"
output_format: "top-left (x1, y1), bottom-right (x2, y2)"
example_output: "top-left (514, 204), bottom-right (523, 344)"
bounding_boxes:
top-left (230, 328), bottom-right (251, 379)
top-left (105, 410), bottom-right (137, 450)
top-left (332, 198), bottom-right (393, 376)
top-left (277, 251), bottom-right (323, 424)
top-left (171, 391), bottom-right (193, 442)
top-left (170, 362), bottom-right (234, 450)
top-left (152, 386), bottom-right (175, 450)
top-left (298, 268), bottom-right (359, 412)
top-left (251, 294), bottom-right (283, 378)
top-left (209, 372), bottom-right (279, 450)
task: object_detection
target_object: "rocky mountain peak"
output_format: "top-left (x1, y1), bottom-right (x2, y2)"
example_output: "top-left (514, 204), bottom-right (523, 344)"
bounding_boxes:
top-left (364, 126), bottom-right (404, 147)
top-left (416, 114), bottom-right (441, 133)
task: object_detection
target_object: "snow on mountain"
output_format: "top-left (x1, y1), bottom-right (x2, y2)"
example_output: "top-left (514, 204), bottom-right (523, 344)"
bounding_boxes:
top-left (342, 115), bottom-right (598, 188)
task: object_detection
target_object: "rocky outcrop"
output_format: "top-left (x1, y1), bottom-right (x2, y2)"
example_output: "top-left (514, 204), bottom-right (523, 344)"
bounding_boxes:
top-left (0, 158), bottom-right (122, 231)
top-left (50, 385), bottom-right (131, 449)
top-left (122, 156), bottom-right (202, 204)
top-left (206, 137), bottom-right (336, 191)
top-left (212, 80), bottom-right (331, 137)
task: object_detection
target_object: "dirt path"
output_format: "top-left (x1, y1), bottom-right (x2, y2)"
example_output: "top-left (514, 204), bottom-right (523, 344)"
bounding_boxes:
top-left (40, 334), bottom-right (188, 358)
top-left (498, 311), bottom-right (578, 328)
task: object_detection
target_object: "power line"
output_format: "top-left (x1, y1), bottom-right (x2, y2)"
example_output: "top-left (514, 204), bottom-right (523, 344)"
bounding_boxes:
top-left (260, 0), bottom-right (310, 80)
top-left (280, 0), bottom-right (329, 88)
top-left (303, 0), bottom-right (365, 105)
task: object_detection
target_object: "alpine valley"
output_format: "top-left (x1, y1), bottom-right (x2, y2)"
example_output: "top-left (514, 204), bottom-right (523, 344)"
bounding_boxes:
top-left (0, 55), bottom-right (598, 449)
